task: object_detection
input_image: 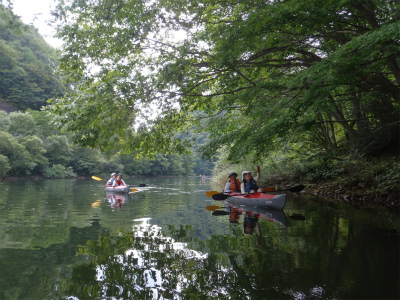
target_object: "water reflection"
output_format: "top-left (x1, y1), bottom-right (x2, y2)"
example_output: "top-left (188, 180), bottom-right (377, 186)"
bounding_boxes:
top-left (58, 218), bottom-right (214, 299)
top-left (105, 192), bottom-right (130, 209)
top-left (210, 203), bottom-right (288, 229)
top-left (0, 178), bottom-right (398, 300)
top-left (57, 210), bottom-right (400, 300)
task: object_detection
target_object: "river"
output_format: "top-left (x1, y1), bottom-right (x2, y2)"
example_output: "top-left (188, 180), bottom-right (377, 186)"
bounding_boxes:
top-left (0, 177), bottom-right (398, 300)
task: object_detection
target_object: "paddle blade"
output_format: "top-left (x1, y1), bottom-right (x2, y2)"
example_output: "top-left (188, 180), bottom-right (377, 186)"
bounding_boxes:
top-left (212, 211), bottom-right (230, 216)
top-left (92, 176), bottom-right (103, 181)
top-left (212, 193), bottom-right (230, 201)
top-left (290, 213), bottom-right (306, 220)
top-left (139, 183), bottom-right (146, 187)
top-left (91, 200), bottom-right (102, 208)
top-left (205, 191), bottom-right (221, 197)
top-left (205, 205), bottom-right (222, 212)
top-left (263, 187), bottom-right (275, 192)
top-left (289, 185), bottom-right (306, 192)
top-left (130, 188), bottom-right (139, 192)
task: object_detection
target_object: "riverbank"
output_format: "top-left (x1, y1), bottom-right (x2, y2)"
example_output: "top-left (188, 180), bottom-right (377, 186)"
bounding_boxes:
top-left (212, 155), bottom-right (400, 211)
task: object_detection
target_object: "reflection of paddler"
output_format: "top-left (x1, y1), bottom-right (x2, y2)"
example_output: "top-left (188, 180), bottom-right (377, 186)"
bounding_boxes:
top-left (243, 212), bottom-right (263, 245)
top-left (243, 212), bottom-right (259, 235)
top-left (229, 207), bottom-right (242, 225)
top-left (106, 192), bottom-right (128, 208)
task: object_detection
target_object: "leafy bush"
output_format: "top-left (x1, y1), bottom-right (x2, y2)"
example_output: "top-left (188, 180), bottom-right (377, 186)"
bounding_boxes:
top-left (8, 112), bottom-right (38, 136)
top-left (0, 154), bottom-right (10, 177)
top-left (42, 164), bottom-right (76, 178)
top-left (0, 111), bottom-right (10, 131)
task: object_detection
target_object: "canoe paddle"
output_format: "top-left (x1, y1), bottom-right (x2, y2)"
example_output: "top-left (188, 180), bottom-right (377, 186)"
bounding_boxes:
top-left (212, 210), bottom-right (230, 216)
top-left (210, 184), bottom-right (306, 201)
top-left (262, 185), bottom-right (306, 193)
top-left (91, 176), bottom-right (140, 192)
top-left (206, 205), bottom-right (229, 211)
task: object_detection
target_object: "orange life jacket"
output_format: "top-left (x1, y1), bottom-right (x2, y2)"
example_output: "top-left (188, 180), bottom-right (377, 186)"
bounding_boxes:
top-left (115, 179), bottom-right (124, 186)
top-left (229, 179), bottom-right (241, 192)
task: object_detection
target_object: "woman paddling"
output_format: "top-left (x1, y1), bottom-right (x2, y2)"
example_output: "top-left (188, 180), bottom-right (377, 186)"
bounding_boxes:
top-left (107, 173), bottom-right (117, 186)
top-left (113, 173), bottom-right (126, 186)
top-left (224, 172), bottom-right (241, 193)
top-left (241, 166), bottom-right (262, 195)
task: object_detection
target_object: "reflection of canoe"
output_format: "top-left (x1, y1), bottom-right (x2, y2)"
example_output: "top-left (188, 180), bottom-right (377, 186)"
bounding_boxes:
top-left (225, 202), bottom-right (287, 227)
top-left (106, 192), bottom-right (129, 203)
top-left (105, 185), bottom-right (130, 193)
top-left (226, 193), bottom-right (286, 209)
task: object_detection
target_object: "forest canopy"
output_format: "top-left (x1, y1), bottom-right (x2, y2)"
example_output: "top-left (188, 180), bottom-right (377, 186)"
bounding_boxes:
top-left (0, 110), bottom-right (214, 177)
top-left (48, 0), bottom-right (399, 161)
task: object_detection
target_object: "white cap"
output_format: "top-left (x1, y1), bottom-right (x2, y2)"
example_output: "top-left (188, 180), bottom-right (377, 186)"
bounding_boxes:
top-left (242, 171), bottom-right (251, 181)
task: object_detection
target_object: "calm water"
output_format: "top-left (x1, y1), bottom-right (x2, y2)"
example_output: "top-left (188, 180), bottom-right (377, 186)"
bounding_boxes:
top-left (0, 177), bottom-right (398, 300)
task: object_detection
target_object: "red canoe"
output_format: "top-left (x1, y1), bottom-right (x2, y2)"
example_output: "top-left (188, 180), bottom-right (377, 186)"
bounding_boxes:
top-left (226, 193), bottom-right (287, 210)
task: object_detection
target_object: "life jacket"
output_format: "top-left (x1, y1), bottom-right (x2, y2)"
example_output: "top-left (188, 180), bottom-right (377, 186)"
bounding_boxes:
top-left (230, 207), bottom-right (241, 223)
top-left (229, 179), bottom-right (241, 192)
top-left (115, 179), bottom-right (124, 186)
top-left (107, 179), bottom-right (115, 186)
top-left (244, 179), bottom-right (259, 193)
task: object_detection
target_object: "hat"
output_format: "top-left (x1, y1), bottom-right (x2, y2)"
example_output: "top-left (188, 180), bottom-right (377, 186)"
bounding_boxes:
top-left (242, 170), bottom-right (251, 181)
top-left (111, 173), bottom-right (116, 176)
top-left (228, 172), bottom-right (238, 178)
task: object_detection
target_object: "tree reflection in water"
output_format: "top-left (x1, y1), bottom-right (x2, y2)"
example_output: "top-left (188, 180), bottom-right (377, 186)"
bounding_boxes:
top-left (58, 218), bottom-right (280, 299)
top-left (57, 216), bottom-right (399, 300)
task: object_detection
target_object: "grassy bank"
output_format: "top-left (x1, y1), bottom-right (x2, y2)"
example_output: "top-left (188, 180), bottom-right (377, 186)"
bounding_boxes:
top-left (212, 153), bottom-right (400, 210)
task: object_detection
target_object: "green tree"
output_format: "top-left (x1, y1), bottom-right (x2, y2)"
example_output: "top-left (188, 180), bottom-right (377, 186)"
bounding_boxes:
top-left (29, 110), bottom-right (59, 138)
top-left (0, 131), bottom-right (34, 175)
top-left (0, 110), bottom-right (9, 130)
top-left (69, 145), bottom-right (105, 175)
top-left (0, 5), bottom-right (66, 110)
top-left (45, 135), bottom-right (72, 165)
top-left (18, 135), bottom-right (48, 174)
top-left (0, 153), bottom-right (10, 176)
top-left (49, 0), bottom-right (399, 161)
top-left (42, 164), bottom-right (76, 178)
top-left (8, 111), bottom-right (38, 136)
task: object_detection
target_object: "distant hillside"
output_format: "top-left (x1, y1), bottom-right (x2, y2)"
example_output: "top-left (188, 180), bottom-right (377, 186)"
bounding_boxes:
top-left (0, 5), bottom-right (66, 110)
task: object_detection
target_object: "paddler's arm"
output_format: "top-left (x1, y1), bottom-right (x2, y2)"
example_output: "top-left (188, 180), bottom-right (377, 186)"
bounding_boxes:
top-left (254, 165), bottom-right (261, 182)
top-left (224, 180), bottom-right (231, 193)
top-left (241, 182), bottom-right (246, 194)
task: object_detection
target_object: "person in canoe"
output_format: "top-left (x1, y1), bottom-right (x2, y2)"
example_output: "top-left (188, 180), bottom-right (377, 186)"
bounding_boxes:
top-left (241, 166), bottom-right (262, 194)
top-left (113, 173), bottom-right (126, 186)
top-left (107, 173), bottom-right (117, 186)
top-left (224, 172), bottom-right (241, 193)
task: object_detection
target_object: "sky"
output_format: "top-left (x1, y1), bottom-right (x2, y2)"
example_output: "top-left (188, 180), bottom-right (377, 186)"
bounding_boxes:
top-left (11, 0), bottom-right (62, 48)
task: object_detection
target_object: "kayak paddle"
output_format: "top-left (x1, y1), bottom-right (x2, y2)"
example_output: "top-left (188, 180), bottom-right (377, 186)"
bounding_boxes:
top-left (212, 193), bottom-right (242, 200)
top-left (92, 176), bottom-right (103, 181)
top-left (262, 185), bottom-right (306, 193)
top-left (205, 191), bottom-right (221, 197)
top-left (212, 210), bottom-right (230, 216)
top-left (212, 185), bottom-right (306, 200)
top-left (205, 205), bottom-right (229, 211)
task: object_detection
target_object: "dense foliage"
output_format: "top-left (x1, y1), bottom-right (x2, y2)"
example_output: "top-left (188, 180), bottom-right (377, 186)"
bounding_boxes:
top-left (0, 110), bottom-right (214, 177)
top-left (49, 0), bottom-right (399, 161)
top-left (0, 4), bottom-right (66, 109)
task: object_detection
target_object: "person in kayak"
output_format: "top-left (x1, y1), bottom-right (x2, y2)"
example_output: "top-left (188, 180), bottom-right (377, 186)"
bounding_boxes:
top-left (107, 173), bottom-right (117, 186)
top-left (224, 172), bottom-right (241, 193)
top-left (241, 166), bottom-right (262, 194)
top-left (113, 173), bottom-right (126, 186)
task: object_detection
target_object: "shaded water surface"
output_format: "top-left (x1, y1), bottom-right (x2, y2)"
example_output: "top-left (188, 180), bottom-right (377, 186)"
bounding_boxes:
top-left (0, 177), bottom-right (398, 299)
